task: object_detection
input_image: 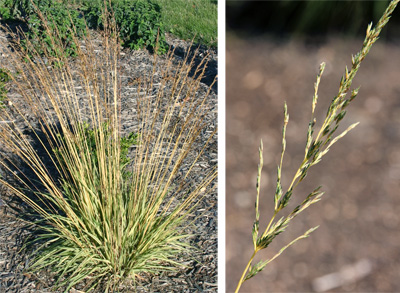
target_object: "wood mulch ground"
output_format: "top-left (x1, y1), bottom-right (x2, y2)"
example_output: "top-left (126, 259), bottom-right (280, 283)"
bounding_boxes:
top-left (0, 27), bottom-right (217, 292)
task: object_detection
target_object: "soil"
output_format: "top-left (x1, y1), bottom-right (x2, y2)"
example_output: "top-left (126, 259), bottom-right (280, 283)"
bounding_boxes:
top-left (0, 28), bottom-right (217, 292)
top-left (226, 34), bottom-right (400, 292)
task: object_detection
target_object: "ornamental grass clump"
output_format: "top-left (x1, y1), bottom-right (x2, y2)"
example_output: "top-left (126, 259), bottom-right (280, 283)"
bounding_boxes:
top-left (0, 6), bottom-right (216, 292)
top-left (235, 1), bottom-right (399, 292)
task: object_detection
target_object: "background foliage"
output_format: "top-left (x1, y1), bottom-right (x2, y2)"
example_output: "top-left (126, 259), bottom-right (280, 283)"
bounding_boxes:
top-left (227, 1), bottom-right (400, 39)
top-left (0, 0), bottom-right (166, 54)
top-left (84, 0), bottom-right (167, 53)
top-left (0, 0), bottom-right (217, 51)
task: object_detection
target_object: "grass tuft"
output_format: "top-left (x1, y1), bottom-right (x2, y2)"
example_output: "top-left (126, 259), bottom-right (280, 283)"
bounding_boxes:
top-left (0, 4), bottom-right (216, 292)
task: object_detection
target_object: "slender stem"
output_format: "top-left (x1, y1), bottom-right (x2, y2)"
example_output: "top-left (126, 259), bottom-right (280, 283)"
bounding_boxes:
top-left (261, 210), bottom-right (277, 239)
top-left (235, 250), bottom-right (257, 293)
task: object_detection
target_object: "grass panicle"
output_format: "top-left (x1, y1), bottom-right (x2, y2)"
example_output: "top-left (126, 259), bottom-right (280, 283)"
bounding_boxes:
top-left (235, 1), bottom-right (399, 292)
top-left (0, 4), bottom-right (216, 292)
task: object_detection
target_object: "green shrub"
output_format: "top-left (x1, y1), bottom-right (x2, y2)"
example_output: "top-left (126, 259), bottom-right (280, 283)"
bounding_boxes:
top-left (84, 0), bottom-right (167, 53)
top-left (1, 0), bottom-right (55, 21)
top-left (22, 0), bottom-right (87, 57)
top-left (0, 0), bottom-right (86, 57)
top-left (0, 0), bottom-right (15, 20)
top-left (1, 0), bottom-right (167, 55)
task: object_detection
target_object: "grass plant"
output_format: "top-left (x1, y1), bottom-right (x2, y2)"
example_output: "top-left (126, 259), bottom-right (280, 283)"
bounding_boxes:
top-left (0, 4), bottom-right (216, 292)
top-left (234, 1), bottom-right (399, 292)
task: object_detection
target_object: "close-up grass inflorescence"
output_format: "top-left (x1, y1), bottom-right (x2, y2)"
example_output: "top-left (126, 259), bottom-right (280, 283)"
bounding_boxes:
top-left (235, 0), bottom-right (399, 292)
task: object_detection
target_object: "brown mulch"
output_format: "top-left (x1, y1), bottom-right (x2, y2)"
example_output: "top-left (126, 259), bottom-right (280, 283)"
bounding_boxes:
top-left (226, 34), bottom-right (400, 292)
top-left (0, 28), bottom-right (217, 292)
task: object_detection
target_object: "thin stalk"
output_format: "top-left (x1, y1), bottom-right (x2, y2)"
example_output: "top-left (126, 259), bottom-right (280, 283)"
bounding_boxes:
top-left (261, 211), bottom-right (278, 239)
top-left (235, 250), bottom-right (258, 293)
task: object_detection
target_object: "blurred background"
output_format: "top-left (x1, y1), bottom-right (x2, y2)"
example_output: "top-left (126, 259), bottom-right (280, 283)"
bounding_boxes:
top-left (226, 1), bottom-right (400, 292)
